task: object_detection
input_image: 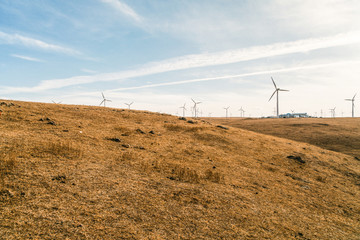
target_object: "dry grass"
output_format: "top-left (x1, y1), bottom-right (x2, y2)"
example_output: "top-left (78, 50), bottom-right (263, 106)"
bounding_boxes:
top-left (0, 100), bottom-right (359, 239)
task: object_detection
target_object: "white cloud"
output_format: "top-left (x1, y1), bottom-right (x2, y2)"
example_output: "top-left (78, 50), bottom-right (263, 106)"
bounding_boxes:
top-left (11, 54), bottom-right (43, 62)
top-left (1, 31), bottom-right (360, 93)
top-left (0, 31), bottom-right (80, 55)
top-left (100, 0), bottom-right (143, 23)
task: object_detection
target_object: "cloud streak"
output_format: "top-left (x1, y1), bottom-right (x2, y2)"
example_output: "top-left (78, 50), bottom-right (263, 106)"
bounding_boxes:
top-left (11, 54), bottom-right (43, 62)
top-left (2, 31), bottom-right (360, 93)
top-left (0, 31), bottom-right (80, 55)
top-left (100, 0), bottom-right (143, 23)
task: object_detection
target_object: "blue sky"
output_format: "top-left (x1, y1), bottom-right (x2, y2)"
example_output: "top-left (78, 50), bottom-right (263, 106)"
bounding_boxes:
top-left (0, 0), bottom-right (359, 117)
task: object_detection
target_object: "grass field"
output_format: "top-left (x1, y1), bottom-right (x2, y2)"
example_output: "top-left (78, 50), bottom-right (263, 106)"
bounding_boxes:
top-left (207, 117), bottom-right (360, 158)
top-left (1, 100), bottom-right (359, 239)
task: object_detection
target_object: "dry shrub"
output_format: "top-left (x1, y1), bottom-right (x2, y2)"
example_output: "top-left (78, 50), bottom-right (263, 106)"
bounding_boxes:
top-left (32, 141), bottom-right (82, 160)
top-left (315, 175), bottom-right (326, 183)
top-left (204, 169), bottom-right (224, 183)
top-left (172, 165), bottom-right (200, 183)
top-left (164, 124), bottom-right (204, 133)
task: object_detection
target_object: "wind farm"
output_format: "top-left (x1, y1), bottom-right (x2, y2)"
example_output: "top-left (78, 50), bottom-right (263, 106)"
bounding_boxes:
top-left (1, 1), bottom-right (360, 239)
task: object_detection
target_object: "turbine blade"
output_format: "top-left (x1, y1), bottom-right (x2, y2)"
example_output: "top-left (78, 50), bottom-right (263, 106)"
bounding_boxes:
top-left (345, 99), bottom-right (352, 101)
top-left (271, 77), bottom-right (277, 89)
top-left (269, 90), bottom-right (277, 101)
top-left (102, 92), bottom-right (105, 99)
top-left (279, 89), bottom-right (289, 91)
top-left (107, 100), bottom-right (112, 102)
top-left (100, 100), bottom-right (105, 106)
top-left (353, 93), bottom-right (357, 100)
top-left (191, 98), bottom-right (196, 103)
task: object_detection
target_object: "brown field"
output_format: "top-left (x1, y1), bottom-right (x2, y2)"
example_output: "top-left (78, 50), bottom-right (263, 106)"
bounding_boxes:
top-left (207, 117), bottom-right (360, 158)
top-left (0, 100), bottom-right (359, 239)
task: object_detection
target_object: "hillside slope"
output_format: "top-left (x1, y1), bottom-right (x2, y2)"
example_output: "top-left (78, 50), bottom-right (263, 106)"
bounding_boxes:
top-left (1, 100), bottom-right (359, 239)
top-left (207, 117), bottom-right (360, 158)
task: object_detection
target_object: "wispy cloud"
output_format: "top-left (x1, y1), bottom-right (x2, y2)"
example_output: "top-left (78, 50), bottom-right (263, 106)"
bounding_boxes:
top-left (100, 0), bottom-right (143, 23)
top-left (2, 31), bottom-right (360, 93)
top-left (11, 54), bottom-right (43, 62)
top-left (0, 31), bottom-right (81, 55)
top-left (81, 68), bottom-right (98, 74)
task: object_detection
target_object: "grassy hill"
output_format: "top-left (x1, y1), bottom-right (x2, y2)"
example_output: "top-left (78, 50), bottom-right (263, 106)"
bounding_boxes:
top-left (207, 117), bottom-right (360, 158)
top-left (1, 100), bottom-right (359, 239)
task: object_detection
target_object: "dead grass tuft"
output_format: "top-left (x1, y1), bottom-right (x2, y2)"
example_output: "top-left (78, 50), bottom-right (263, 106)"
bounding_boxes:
top-left (32, 141), bottom-right (82, 160)
top-left (204, 168), bottom-right (224, 183)
top-left (172, 165), bottom-right (201, 183)
top-left (0, 148), bottom-right (17, 183)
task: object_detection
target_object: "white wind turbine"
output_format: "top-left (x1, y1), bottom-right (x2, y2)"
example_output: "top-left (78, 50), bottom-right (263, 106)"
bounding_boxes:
top-left (179, 103), bottom-right (187, 117)
top-left (124, 102), bottom-right (134, 109)
top-left (345, 93), bottom-right (356, 117)
top-left (238, 107), bottom-right (245, 117)
top-left (100, 92), bottom-right (111, 107)
top-left (329, 107), bottom-right (336, 118)
top-left (269, 77), bottom-right (289, 117)
top-left (191, 98), bottom-right (201, 118)
top-left (224, 106), bottom-right (230, 118)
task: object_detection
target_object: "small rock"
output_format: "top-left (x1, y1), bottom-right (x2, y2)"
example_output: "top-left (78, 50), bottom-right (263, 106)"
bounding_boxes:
top-left (136, 129), bottom-right (145, 134)
top-left (216, 125), bottom-right (228, 130)
top-left (106, 137), bottom-right (121, 142)
top-left (149, 130), bottom-right (155, 134)
top-left (287, 155), bottom-right (305, 164)
top-left (47, 121), bottom-right (56, 125)
top-left (187, 120), bottom-right (196, 124)
top-left (355, 156), bottom-right (360, 161)
top-left (122, 144), bottom-right (130, 148)
top-left (178, 117), bottom-right (187, 121)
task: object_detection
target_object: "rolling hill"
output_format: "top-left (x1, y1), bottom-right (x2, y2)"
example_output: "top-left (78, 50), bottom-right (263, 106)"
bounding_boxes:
top-left (1, 100), bottom-right (359, 239)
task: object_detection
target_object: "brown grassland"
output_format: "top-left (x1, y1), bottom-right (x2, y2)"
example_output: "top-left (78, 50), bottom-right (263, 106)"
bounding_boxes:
top-left (0, 100), bottom-right (359, 239)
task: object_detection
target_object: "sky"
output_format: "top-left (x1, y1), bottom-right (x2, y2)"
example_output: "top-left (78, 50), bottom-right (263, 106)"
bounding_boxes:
top-left (0, 0), bottom-right (359, 117)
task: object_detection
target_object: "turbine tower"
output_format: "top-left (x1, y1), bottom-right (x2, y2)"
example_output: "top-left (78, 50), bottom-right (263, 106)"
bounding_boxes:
top-left (179, 103), bottom-right (187, 117)
top-left (100, 92), bottom-right (111, 107)
top-left (124, 102), bottom-right (134, 110)
top-left (238, 107), bottom-right (245, 117)
top-left (224, 106), bottom-right (230, 118)
top-left (329, 107), bottom-right (336, 118)
top-left (269, 77), bottom-right (289, 117)
top-left (345, 93), bottom-right (356, 117)
top-left (191, 98), bottom-right (201, 118)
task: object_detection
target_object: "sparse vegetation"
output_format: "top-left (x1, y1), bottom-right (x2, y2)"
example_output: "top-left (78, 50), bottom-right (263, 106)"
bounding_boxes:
top-left (0, 100), bottom-right (359, 239)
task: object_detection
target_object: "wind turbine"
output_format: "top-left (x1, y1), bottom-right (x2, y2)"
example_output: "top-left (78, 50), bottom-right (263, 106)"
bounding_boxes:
top-left (329, 107), bottom-right (336, 118)
top-left (100, 92), bottom-right (111, 107)
top-left (269, 77), bottom-right (289, 117)
top-left (179, 103), bottom-right (187, 117)
top-left (124, 102), bottom-right (134, 109)
top-left (345, 93), bottom-right (356, 117)
top-left (191, 98), bottom-right (201, 118)
top-left (238, 107), bottom-right (245, 117)
top-left (52, 100), bottom-right (62, 104)
top-left (224, 106), bottom-right (230, 118)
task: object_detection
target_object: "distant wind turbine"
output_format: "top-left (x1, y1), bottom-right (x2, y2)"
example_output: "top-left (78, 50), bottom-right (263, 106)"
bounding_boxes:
top-left (329, 107), bottom-right (336, 118)
top-left (345, 93), bottom-right (356, 117)
top-left (179, 103), bottom-right (187, 117)
top-left (191, 98), bottom-right (201, 118)
top-left (52, 100), bottom-right (62, 104)
top-left (124, 102), bottom-right (134, 109)
top-left (100, 92), bottom-right (111, 107)
top-left (224, 106), bottom-right (230, 118)
top-left (238, 107), bottom-right (245, 117)
top-left (269, 77), bottom-right (289, 117)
